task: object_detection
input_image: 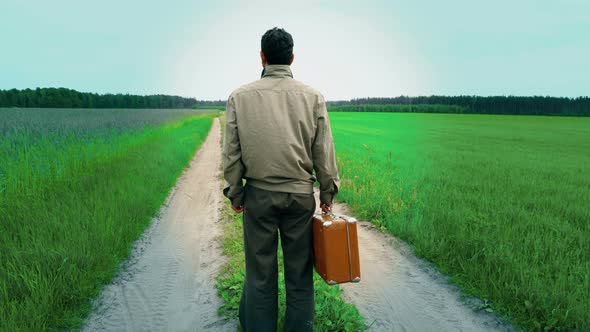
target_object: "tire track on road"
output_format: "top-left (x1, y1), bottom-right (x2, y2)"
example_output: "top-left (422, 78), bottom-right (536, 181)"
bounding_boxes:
top-left (84, 118), bottom-right (235, 331)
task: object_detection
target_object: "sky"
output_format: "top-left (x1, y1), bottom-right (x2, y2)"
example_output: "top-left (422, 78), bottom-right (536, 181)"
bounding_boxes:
top-left (1, 0), bottom-right (589, 100)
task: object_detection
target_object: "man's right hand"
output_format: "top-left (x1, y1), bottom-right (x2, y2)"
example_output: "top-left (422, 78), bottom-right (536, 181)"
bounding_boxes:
top-left (320, 201), bottom-right (332, 214)
top-left (232, 205), bottom-right (244, 213)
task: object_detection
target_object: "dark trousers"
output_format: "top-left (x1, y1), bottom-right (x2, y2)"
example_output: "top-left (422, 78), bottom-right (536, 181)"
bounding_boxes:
top-left (239, 184), bottom-right (316, 332)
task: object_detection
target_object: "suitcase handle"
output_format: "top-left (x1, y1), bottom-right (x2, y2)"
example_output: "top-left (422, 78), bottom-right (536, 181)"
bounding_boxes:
top-left (324, 212), bottom-right (358, 223)
top-left (316, 211), bottom-right (358, 224)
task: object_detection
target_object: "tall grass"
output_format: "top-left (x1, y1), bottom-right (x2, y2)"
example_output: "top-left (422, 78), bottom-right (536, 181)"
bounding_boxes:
top-left (330, 112), bottom-right (590, 331)
top-left (0, 109), bottom-right (215, 330)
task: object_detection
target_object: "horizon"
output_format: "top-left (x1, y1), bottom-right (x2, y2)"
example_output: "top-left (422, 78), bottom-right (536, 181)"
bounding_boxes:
top-left (2, 0), bottom-right (589, 100)
top-left (3, 86), bottom-right (590, 102)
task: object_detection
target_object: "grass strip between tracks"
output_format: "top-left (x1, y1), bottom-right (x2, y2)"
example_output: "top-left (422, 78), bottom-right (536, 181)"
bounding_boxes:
top-left (0, 114), bottom-right (215, 330)
top-left (215, 204), bottom-right (368, 331)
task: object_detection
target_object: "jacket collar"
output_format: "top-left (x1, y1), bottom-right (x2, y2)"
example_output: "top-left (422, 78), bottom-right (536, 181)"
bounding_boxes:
top-left (262, 64), bottom-right (293, 78)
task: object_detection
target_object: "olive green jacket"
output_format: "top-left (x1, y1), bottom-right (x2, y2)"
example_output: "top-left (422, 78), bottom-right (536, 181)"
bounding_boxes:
top-left (222, 64), bottom-right (340, 207)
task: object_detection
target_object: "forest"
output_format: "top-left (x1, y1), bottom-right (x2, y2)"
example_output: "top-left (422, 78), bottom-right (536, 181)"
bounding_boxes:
top-left (328, 96), bottom-right (590, 116)
top-left (0, 87), bottom-right (224, 109)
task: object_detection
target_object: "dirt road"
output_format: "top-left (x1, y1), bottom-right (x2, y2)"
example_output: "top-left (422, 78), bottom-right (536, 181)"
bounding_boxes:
top-left (85, 118), bottom-right (512, 331)
top-left (84, 118), bottom-right (235, 331)
top-left (324, 201), bottom-right (514, 331)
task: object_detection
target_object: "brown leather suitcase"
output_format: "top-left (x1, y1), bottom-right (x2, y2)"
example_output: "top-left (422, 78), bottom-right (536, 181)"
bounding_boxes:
top-left (312, 212), bottom-right (361, 285)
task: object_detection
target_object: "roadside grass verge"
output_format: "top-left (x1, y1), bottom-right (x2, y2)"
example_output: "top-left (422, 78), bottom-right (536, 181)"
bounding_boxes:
top-left (330, 112), bottom-right (590, 331)
top-left (0, 114), bottom-right (215, 330)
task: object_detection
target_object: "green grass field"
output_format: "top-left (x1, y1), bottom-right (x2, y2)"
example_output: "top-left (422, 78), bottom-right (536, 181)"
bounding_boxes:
top-left (3, 108), bottom-right (587, 331)
top-left (0, 108), bottom-right (215, 330)
top-left (329, 112), bottom-right (590, 331)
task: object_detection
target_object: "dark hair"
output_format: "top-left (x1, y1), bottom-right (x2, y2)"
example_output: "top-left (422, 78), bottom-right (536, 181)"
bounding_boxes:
top-left (261, 27), bottom-right (294, 65)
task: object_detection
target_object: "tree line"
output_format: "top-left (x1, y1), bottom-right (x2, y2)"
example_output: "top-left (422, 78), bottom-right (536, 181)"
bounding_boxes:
top-left (328, 96), bottom-right (590, 116)
top-left (2, 88), bottom-right (589, 116)
top-left (0, 88), bottom-right (225, 109)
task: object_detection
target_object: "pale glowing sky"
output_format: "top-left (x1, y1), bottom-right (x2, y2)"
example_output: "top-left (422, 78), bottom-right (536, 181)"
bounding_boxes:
top-left (1, 0), bottom-right (589, 100)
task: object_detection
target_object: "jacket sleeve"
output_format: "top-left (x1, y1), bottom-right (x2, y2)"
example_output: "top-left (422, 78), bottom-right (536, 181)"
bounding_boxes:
top-left (312, 94), bottom-right (340, 205)
top-left (222, 95), bottom-right (245, 207)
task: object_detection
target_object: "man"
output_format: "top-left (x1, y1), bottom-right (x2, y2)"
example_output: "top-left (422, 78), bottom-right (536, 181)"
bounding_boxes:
top-left (222, 27), bottom-right (340, 332)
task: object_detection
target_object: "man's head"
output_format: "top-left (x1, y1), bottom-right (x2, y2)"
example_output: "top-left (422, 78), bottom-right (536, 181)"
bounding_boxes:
top-left (260, 27), bottom-right (294, 66)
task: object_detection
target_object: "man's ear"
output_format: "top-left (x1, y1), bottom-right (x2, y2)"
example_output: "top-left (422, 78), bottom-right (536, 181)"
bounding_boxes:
top-left (289, 53), bottom-right (294, 65)
top-left (260, 50), bottom-right (267, 66)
